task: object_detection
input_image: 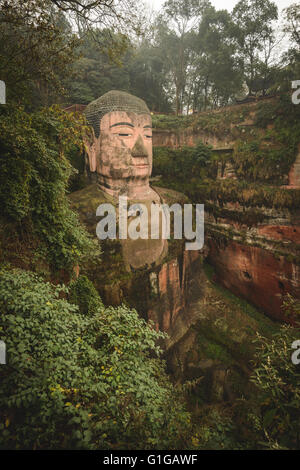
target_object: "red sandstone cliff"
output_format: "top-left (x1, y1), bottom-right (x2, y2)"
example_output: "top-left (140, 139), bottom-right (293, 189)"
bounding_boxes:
top-left (206, 204), bottom-right (300, 322)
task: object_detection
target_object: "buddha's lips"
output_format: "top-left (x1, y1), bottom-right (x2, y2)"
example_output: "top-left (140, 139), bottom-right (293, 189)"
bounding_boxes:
top-left (132, 156), bottom-right (149, 169)
top-left (134, 163), bottom-right (149, 168)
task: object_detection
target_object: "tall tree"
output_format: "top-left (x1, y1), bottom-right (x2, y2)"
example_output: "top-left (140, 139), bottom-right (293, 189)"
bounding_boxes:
top-left (283, 3), bottom-right (300, 48)
top-left (155, 0), bottom-right (211, 115)
top-left (194, 7), bottom-right (243, 109)
top-left (65, 29), bottom-right (131, 104)
top-left (0, 1), bottom-right (78, 105)
top-left (232, 0), bottom-right (278, 95)
top-left (279, 3), bottom-right (300, 90)
top-left (0, 0), bottom-right (146, 106)
top-left (128, 41), bottom-right (172, 112)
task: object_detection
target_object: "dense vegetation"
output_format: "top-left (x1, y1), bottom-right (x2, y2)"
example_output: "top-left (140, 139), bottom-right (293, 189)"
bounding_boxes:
top-left (0, 269), bottom-right (191, 449)
top-left (1, 0), bottom-right (299, 112)
top-left (0, 0), bottom-right (299, 451)
top-left (0, 104), bottom-right (96, 274)
top-left (153, 93), bottom-right (300, 205)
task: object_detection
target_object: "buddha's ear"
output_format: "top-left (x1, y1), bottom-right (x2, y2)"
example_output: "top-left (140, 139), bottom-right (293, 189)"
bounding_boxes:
top-left (83, 127), bottom-right (97, 173)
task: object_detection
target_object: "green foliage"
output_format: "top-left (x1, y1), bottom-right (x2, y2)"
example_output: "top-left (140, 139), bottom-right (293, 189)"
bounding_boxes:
top-left (232, 95), bottom-right (300, 183)
top-left (66, 29), bottom-right (131, 105)
top-left (283, 3), bottom-right (300, 51)
top-left (153, 143), bottom-right (300, 213)
top-left (69, 275), bottom-right (103, 316)
top-left (281, 294), bottom-right (300, 323)
top-left (152, 114), bottom-right (193, 129)
top-left (154, 95), bottom-right (300, 186)
top-left (65, 30), bottom-right (172, 113)
top-left (195, 6), bottom-right (244, 109)
top-left (0, 0), bottom-right (147, 107)
top-left (232, 0), bottom-right (278, 94)
top-left (153, 142), bottom-right (213, 185)
top-left (233, 140), bottom-right (293, 183)
top-left (249, 325), bottom-right (300, 449)
top-left (0, 104), bottom-right (95, 272)
top-left (192, 408), bottom-right (241, 450)
top-left (196, 179), bottom-right (300, 209)
top-left (0, 268), bottom-right (191, 450)
top-left (66, 144), bottom-right (89, 193)
top-left (0, 1), bottom-right (79, 106)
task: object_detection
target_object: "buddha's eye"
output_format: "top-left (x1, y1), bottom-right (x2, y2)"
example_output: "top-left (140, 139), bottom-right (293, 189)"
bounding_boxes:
top-left (145, 135), bottom-right (152, 139)
top-left (118, 133), bottom-right (132, 137)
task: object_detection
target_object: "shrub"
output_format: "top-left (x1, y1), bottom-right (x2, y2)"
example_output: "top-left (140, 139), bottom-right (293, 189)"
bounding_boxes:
top-left (249, 325), bottom-right (300, 449)
top-left (0, 268), bottom-right (191, 449)
top-left (69, 275), bottom-right (103, 315)
top-left (0, 105), bottom-right (95, 273)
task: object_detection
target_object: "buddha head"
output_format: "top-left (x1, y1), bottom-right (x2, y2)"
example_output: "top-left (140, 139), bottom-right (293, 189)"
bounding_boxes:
top-left (84, 90), bottom-right (158, 201)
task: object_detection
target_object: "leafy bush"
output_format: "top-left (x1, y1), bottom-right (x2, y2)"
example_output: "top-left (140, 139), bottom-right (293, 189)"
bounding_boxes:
top-left (153, 95), bottom-right (300, 185)
top-left (0, 105), bottom-right (95, 272)
top-left (249, 325), bottom-right (300, 449)
top-left (153, 142), bottom-right (213, 184)
top-left (281, 294), bottom-right (300, 321)
top-left (192, 408), bottom-right (241, 450)
top-left (69, 275), bottom-right (103, 315)
top-left (233, 95), bottom-right (300, 183)
top-left (152, 114), bottom-right (193, 130)
top-left (0, 268), bottom-right (191, 450)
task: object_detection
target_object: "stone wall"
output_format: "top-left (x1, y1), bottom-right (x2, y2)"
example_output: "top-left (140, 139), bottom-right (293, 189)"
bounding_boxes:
top-left (153, 128), bottom-right (235, 150)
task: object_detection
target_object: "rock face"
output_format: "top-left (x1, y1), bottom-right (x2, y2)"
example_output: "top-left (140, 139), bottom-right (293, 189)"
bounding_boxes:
top-left (208, 239), bottom-right (299, 321)
top-left (148, 250), bottom-right (204, 337)
top-left (206, 203), bottom-right (300, 322)
top-left (152, 99), bottom-right (300, 322)
top-left (153, 127), bottom-right (234, 150)
top-left (152, 101), bottom-right (257, 150)
top-left (217, 161), bottom-right (237, 179)
top-left (165, 267), bottom-right (278, 392)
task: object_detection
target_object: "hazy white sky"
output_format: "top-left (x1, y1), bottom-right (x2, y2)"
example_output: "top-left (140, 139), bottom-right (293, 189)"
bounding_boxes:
top-left (147, 0), bottom-right (296, 14)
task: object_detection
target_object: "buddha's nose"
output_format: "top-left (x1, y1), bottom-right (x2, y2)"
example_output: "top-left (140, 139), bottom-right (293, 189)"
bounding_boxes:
top-left (131, 135), bottom-right (148, 158)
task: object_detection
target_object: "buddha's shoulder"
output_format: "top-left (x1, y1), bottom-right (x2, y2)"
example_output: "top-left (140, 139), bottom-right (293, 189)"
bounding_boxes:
top-left (69, 184), bottom-right (115, 231)
top-left (69, 184), bottom-right (114, 209)
top-left (69, 183), bottom-right (190, 212)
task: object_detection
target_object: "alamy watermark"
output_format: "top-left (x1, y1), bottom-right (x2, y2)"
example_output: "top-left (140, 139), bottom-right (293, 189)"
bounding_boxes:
top-left (96, 196), bottom-right (204, 251)
top-left (0, 80), bottom-right (6, 104)
top-left (291, 340), bottom-right (300, 365)
top-left (0, 340), bottom-right (6, 364)
top-left (292, 80), bottom-right (300, 105)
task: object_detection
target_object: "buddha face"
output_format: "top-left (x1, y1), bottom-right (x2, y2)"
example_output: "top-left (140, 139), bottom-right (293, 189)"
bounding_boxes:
top-left (96, 110), bottom-right (153, 195)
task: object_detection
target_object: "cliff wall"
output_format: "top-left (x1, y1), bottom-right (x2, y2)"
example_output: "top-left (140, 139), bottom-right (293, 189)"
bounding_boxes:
top-left (152, 97), bottom-right (300, 322)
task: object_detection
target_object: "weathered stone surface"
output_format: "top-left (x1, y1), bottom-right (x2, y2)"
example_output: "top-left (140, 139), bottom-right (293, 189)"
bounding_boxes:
top-left (152, 99), bottom-right (300, 322)
top-left (208, 239), bottom-right (300, 321)
top-left (204, 197), bottom-right (300, 322)
top-left (258, 225), bottom-right (300, 243)
top-left (69, 183), bottom-right (204, 340)
top-left (153, 127), bottom-right (235, 150)
top-left (165, 267), bottom-right (277, 397)
top-left (84, 90), bottom-right (158, 201)
top-left (217, 161), bottom-right (237, 179)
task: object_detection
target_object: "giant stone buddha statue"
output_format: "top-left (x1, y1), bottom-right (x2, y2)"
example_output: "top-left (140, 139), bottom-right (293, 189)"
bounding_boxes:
top-left (69, 90), bottom-right (202, 338)
top-left (84, 90), bottom-right (160, 202)
top-left (82, 90), bottom-right (167, 269)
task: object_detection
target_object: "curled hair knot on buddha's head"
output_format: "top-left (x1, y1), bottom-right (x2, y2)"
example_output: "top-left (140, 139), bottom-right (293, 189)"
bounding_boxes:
top-left (84, 90), bottom-right (151, 138)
